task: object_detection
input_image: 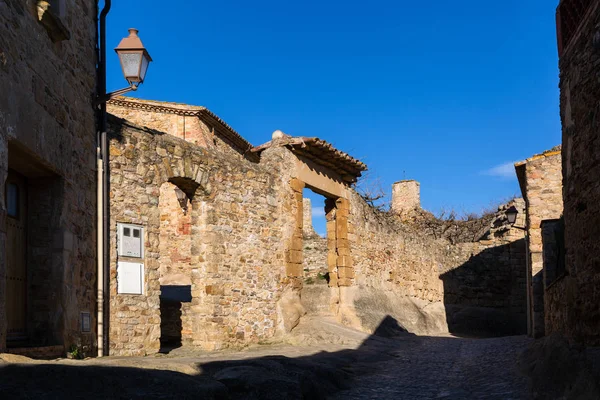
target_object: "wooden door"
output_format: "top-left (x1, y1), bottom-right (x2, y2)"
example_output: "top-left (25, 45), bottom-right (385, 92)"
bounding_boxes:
top-left (5, 170), bottom-right (27, 343)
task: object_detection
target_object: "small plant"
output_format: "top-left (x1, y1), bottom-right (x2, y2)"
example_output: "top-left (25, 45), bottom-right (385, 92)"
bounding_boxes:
top-left (67, 344), bottom-right (82, 360)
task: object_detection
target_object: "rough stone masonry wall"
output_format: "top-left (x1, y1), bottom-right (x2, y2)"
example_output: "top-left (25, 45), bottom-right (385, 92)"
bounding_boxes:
top-left (107, 101), bottom-right (248, 161)
top-left (302, 198), bottom-right (328, 280)
top-left (107, 117), bottom-right (292, 356)
top-left (0, 0), bottom-right (97, 352)
top-left (391, 180), bottom-right (420, 214)
top-left (516, 149), bottom-right (563, 338)
top-left (557, 0), bottom-right (600, 345)
top-left (343, 193), bottom-right (527, 336)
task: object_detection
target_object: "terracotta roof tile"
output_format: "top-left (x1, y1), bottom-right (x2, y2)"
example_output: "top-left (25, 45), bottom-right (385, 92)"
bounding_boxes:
top-left (252, 136), bottom-right (367, 184)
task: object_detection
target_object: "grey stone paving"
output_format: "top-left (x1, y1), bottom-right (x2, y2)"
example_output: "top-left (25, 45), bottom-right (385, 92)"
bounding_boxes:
top-left (332, 335), bottom-right (532, 400)
top-left (0, 331), bottom-right (532, 399)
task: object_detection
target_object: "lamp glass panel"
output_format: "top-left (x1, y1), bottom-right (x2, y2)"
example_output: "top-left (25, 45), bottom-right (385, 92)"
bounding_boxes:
top-left (119, 52), bottom-right (142, 80)
top-left (139, 54), bottom-right (149, 82)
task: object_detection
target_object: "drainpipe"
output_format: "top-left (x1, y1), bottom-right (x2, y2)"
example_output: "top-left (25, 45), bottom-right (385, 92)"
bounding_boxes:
top-left (97, 0), bottom-right (111, 357)
top-left (96, 149), bottom-right (104, 356)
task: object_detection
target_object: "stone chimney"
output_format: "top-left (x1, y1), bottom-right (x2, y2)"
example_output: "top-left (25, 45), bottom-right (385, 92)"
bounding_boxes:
top-left (392, 180), bottom-right (421, 214)
top-left (303, 198), bottom-right (317, 237)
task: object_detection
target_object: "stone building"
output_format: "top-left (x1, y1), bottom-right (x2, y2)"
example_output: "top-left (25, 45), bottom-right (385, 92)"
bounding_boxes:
top-left (104, 94), bottom-right (531, 356)
top-left (0, 1), bottom-right (97, 356)
top-left (106, 97), bottom-right (371, 355)
top-left (515, 147), bottom-right (563, 338)
top-left (551, 0), bottom-right (600, 345)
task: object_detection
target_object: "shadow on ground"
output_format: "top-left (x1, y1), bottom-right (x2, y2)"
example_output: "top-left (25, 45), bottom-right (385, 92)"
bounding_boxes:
top-left (0, 316), bottom-right (530, 400)
top-left (0, 316), bottom-right (411, 400)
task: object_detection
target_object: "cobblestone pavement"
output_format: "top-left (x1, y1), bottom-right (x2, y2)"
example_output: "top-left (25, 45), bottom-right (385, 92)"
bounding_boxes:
top-left (332, 335), bottom-right (532, 400)
top-left (0, 326), bottom-right (532, 399)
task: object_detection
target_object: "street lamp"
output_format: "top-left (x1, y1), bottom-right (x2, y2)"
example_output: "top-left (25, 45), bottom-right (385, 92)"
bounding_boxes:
top-left (506, 206), bottom-right (519, 225)
top-left (96, 28), bottom-right (152, 104)
top-left (115, 28), bottom-right (152, 87)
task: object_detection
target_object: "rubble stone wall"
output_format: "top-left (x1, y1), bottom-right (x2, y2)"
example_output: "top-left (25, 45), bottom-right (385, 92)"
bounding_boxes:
top-left (516, 149), bottom-right (563, 338)
top-left (0, 0), bottom-right (97, 352)
top-left (107, 117), bottom-right (292, 355)
top-left (391, 180), bottom-right (421, 213)
top-left (107, 100), bottom-right (249, 161)
top-left (344, 194), bottom-right (527, 336)
top-left (557, 0), bottom-right (600, 345)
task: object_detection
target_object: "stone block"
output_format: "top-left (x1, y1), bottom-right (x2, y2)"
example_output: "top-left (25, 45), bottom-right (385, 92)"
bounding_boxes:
top-left (337, 255), bottom-right (352, 268)
top-left (337, 266), bottom-right (355, 279)
top-left (327, 253), bottom-right (338, 271)
top-left (286, 262), bottom-right (304, 278)
top-left (337, 246), bottom-right (351, 256)
top-left (205, 285), bottom-right (225, 296)
top-left (285, 250), bottom-right (303, 264)
top-left (338, 278), bottom-right (353, 287)
top-left (290, 178), bottom-right (305, 193)
top-left (336, 219), bottom-right (348, 240)
top-left (290, 236), bottom-right (303, 251)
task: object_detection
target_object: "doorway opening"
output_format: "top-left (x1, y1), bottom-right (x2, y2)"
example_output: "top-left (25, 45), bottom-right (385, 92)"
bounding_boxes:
top-left (157, 180), bottom-right (197, 353)
top-left (5, 143), bottom-right (63, 349)
top-left (159, 285), bottom-right (192, 353)
top-left (302, 188), bottom-right (328, 284)
top-left (301, 187), bottom-right (343, 316)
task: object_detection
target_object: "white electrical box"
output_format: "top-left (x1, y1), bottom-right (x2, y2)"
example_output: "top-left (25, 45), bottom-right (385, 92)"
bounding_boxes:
top-left (118, 223), bottom-right (144, 258)
top-left (117, 261), bottom-right (144, 295)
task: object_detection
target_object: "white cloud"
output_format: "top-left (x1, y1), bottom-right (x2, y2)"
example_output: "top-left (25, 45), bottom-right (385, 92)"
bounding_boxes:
top-left (312, 207), bottom-right (326, 217)
top-left (482, 161), bottom-right (518, 179)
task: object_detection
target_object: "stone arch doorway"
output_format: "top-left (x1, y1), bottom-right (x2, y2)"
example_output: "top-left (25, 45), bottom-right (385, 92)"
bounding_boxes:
top-left (156, 177), bottom-right (208, 352)
top-left (287, 177), bottom-right (352, 324)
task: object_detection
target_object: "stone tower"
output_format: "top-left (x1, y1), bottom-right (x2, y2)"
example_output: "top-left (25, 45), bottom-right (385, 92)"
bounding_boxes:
top-left (303, 198), bottom-right (318, 237)
top-left (392, 180), bottom-right (421, 213)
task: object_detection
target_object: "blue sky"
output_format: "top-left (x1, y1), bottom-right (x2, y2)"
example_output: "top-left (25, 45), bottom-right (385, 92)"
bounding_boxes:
top-left (105, 1), bottom-right (562, 236)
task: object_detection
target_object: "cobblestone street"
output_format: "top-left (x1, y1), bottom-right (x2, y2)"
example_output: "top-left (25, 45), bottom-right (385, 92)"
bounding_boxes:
top-left (332, 335), bottom-right (531, 400)
top-left (0, 322), bottom-right (533, 400)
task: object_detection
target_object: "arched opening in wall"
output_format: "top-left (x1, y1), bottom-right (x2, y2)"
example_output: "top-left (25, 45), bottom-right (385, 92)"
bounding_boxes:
top-left (157, 181), bottom-right (195, 352)
top-left (301, 187), bottom-right (333, 316)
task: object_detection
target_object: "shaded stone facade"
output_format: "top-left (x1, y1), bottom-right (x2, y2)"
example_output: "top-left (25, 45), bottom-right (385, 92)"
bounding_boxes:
top-left (515, 147), bottom-right (563, 338)
top-left (342, 195), bottom-right (527, 336)
top-left (554, 0), bottom-right (600, 345)
top-left (0, 0), bottom-right (97, 354)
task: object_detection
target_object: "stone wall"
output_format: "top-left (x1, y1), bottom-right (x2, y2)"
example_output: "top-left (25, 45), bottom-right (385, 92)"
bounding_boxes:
top-left (303, 235), bottom-right (328, 280)
top-left (107, 117), bottom-right (293, 355)
top-left (556, 0), bottom-right (600, 345)
top-left (296, 175), bottom-right (528, 336)
top-left (541, 218), bottom-right (568, 337)
top-left (343, 195), bottom-right (527, 336)
top-left (515, 148), bottom-right (563, 338)
top-left (0, 0), bottom-right (97, 353)
top-left (107, 98), bottom-right (253, 161)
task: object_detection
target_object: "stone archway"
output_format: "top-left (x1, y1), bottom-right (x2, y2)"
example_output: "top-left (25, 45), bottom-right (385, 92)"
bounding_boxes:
top-left (156, 175), bottom-right (210, 352)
